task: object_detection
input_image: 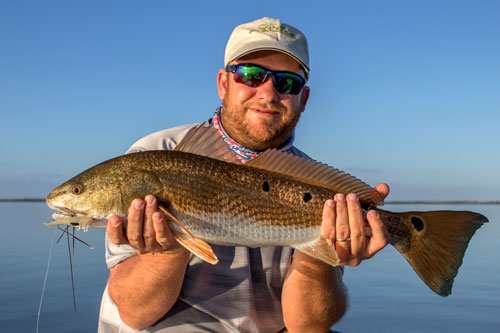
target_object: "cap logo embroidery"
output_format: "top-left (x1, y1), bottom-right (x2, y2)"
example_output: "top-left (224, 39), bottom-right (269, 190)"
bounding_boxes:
top-left (249, 24), bottom-right (297, 39)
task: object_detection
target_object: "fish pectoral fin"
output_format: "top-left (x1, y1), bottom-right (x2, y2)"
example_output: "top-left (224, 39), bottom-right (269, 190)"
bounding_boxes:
top-left (293, 238), bottom-right (340, 266)
top-left (172, 231), bottom-right (218, 265)
top-left (158, 206), bottom-right (218, 265)
top-left (158, 206), bottom-right (195, 238)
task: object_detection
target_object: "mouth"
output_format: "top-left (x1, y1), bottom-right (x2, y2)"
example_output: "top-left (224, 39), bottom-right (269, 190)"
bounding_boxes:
top-left (251, 109), bottom-right (281, 117)
top-left (50, 206), bottom-right (90, 220)
top-left (44, 205), bottom-right (95, 229)
top-left (51, 207), bottom-right (76, 218)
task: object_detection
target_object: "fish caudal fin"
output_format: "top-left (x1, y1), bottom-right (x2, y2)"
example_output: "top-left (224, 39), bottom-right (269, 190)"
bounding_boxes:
top-left (159, 206), bottom-right (219, 265)
top-left (293, 237), bottom-right (340, 266)
top-left (382, 209), bottom-right (488, 296)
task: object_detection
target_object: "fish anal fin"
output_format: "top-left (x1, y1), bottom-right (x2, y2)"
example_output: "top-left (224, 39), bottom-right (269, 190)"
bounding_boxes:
top-left (158, 206), bottom-right (218, 265)
top-left (293, 237), bottom-right (340, 266)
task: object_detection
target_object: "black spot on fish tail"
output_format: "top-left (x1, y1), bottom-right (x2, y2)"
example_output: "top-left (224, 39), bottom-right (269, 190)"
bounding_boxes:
top-left (262, 181), bottom-right (270, 192)
top-left (411, 216), bottom-right (424, 232)
top-left (303, 192), bottom-right (312, 203)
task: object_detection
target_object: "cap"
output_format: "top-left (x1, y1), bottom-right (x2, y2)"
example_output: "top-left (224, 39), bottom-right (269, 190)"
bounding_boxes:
top-left (224, 17), bottom-right (309, 78)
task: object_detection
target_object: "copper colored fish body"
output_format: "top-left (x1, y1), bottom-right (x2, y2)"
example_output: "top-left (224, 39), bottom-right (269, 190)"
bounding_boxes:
top-left (45, 125), bottom-right (488, 297)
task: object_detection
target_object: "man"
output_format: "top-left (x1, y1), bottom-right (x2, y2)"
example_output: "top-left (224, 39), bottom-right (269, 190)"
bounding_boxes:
top-left (98, 17), bottom-right (389, 333)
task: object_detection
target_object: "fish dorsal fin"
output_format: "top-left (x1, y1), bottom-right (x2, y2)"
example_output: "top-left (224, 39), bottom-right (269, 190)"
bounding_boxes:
top-left (175, 123), bottom-right (383, 206)
top-left (246, 149), bottom-right (384, 206)
top-left (174, 124), bottom-right (241, 164)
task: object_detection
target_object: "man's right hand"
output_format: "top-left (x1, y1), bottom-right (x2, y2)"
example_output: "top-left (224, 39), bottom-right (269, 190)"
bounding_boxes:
top-left (107, 195), bottom-right (185, 254)
top-left (107, 195), bottom-right (190, 330)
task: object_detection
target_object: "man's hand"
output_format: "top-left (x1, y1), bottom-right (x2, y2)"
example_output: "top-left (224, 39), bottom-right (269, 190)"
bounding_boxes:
top-left (321, 183), bottom-right (390, 266)
top-left (107, 195), bottom-right (184, 254)
top-left (106, 195), bottom-right (190, 330)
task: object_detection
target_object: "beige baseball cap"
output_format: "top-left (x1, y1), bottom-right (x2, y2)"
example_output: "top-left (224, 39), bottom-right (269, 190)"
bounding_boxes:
top-left (224, 17), bottom-right (309, 78)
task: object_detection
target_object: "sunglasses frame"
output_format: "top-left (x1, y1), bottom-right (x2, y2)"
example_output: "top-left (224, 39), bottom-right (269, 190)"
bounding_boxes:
top-left (226, 63), bottom-right (307, 95)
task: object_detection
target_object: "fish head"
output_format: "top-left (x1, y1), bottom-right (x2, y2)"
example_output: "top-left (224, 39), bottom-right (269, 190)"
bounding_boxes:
top-left (46, 155), bottom-right (165, 226)
top-left (46, 166), bottom-right (120, 221)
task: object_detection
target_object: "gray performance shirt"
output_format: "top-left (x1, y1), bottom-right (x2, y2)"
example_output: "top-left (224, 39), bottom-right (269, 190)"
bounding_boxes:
top-left (98, 122), bottom-right (311, 333)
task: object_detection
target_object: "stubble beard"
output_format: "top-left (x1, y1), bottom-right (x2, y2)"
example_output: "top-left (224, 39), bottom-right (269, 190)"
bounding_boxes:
top-left (221, 90), bottom-right (302, 152)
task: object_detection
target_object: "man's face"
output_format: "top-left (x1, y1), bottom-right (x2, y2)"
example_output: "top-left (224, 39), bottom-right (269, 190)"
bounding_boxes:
top-left (217, 50), bottom-right (310, 151)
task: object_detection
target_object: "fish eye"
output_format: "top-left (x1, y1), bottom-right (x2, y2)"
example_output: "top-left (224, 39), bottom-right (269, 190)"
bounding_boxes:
top-left (71, 185), bottom-right (83, 195)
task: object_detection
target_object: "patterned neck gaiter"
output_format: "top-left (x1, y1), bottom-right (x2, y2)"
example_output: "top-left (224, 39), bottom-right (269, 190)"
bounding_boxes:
top-left (211, 106), bottom-right (294, 164)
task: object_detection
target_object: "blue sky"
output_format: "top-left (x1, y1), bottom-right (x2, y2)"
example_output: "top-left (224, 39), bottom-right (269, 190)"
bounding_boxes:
top-left (1, 0), bottom-right (499, 201)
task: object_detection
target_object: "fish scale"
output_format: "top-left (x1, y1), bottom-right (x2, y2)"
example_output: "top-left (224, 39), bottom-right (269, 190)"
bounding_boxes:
top-left (157, 152), bottom-right (325, 244)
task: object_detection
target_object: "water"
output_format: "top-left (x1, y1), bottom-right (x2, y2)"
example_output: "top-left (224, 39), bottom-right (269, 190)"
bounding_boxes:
top-left (0, 203), bottom-right (498, 332)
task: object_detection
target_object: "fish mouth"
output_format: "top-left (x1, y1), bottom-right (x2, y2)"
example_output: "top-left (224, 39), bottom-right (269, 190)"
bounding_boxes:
top-left (50, 206), bottom-right (86, 218)
top-left (49, 206), bottom-right (92, 223)
top-left (45, 207), bottom-right (96, 230)
top-left (52, 207), bottom-right (76, 217)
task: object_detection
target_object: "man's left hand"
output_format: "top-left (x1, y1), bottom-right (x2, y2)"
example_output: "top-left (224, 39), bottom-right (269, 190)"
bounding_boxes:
top-left (321, 183), bottom-right (390, 266)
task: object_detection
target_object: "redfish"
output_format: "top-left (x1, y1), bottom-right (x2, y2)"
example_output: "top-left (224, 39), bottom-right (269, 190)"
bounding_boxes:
top-left (45, 125), bottom-right (487, 296)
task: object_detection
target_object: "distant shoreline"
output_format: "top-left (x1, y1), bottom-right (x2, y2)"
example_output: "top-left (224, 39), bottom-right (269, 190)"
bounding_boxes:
top-left (385, 201), bottom-right (500, 205)
top-left (0, 198), bottom-right (499, 205)
top-left (0, 198), bottom-right (45, 202)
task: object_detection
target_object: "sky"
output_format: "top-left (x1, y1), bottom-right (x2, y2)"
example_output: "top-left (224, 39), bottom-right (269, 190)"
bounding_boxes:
top-left (1, 0), bottom-right (499, 201)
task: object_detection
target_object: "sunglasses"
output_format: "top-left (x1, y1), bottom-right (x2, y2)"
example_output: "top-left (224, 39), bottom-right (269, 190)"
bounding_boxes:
top-left (226, 63), bottom-right (307, 95)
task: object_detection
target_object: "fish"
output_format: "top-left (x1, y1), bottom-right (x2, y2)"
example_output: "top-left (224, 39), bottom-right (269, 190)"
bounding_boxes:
top-left (45, 124), bottom-right (488, 297)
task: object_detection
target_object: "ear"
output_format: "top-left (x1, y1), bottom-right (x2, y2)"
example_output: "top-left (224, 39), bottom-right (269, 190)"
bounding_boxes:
top-left (217, 69), bottom-right (228, 101)
top-left (299, 86), bottom-right (310, 112)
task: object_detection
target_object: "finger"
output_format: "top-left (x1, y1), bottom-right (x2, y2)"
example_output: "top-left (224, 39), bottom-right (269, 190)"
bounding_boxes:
top-left (334, 193), bottom-right (350, 259)
top-left (107, 215), bottom-right (128, 245)
top-left (152, 211), bottom-right (176, 250)
top-left (321, 199), bottom-right (336, 242)
top-left (143, 195), bottom-right (158, 250)
top-left (365, 210), bottom-right (389, 258)
top-left (126, 199), bottom-right (146, 252)
top-left (334, 194), bottom-right (349, 239)
top-left (374, 183), bottom-right (390, 199)
top-left (346, 193), bottom-right (365, 266)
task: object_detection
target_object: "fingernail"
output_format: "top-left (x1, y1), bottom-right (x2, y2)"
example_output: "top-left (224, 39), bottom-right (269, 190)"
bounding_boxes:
top-left (335, 193), bottom-right (345, 201)
top-left (326, 199), bottom-right (335, 207)
top-left (347, 193), bottom-right (358, 201)
top-left (110, 216), bottom-right (121, 227)
top-left (145, 195), bottom-right (154, 206)
top-left (368, 210), bottom-right (379, 218)
top-left (153, 212), bottom-right (163, 221)
top-left (134, 199), bottom-right (144, 209)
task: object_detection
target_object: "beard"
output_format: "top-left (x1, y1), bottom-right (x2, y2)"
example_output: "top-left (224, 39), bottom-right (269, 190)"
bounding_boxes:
top-left (221, 86), bottom-right (303, 152)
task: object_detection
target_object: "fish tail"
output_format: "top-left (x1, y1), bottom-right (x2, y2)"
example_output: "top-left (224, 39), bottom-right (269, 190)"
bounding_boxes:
top-left (379, 209), bottom-right (488, 296)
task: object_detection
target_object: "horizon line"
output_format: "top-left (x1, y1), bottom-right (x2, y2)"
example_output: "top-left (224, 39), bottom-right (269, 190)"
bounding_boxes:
top-left (0, 198), bottom-right (499, 205)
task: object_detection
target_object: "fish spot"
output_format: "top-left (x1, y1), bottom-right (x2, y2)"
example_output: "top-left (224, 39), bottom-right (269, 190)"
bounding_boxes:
top-left (302, 192), bottom-right (312, 203)
top-left (262, 181), bottom-right (270, 192)
top-left (70, 222), bottom-right (79, 226)
top-left (411, 216), bottom-right (424, 232)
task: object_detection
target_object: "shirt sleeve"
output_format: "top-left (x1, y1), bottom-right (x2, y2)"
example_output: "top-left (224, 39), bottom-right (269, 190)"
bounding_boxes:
top-left (105, 233), bottom-right (137, 269)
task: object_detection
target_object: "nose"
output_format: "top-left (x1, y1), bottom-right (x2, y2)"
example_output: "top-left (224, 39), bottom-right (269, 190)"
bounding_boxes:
top-left (254, 75), bottom-right (280, 102)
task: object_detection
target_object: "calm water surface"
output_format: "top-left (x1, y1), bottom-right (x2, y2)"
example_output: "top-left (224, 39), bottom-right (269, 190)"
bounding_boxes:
top-left (0, 203), bottom-right (498, 332)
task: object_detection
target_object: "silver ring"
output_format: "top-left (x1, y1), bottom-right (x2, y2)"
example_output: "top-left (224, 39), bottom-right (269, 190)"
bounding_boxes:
top-left (336, 237), bottom-right (351, 242)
